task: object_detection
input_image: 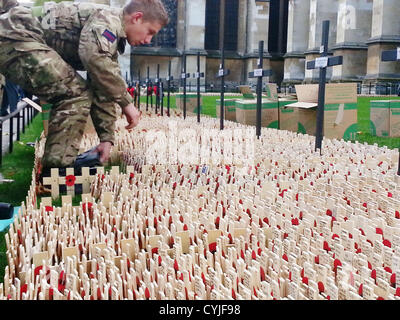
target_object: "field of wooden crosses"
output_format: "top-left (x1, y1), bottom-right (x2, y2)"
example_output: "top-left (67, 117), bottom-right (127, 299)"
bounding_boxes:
top-left (1, 110), bottom-right (400, 300)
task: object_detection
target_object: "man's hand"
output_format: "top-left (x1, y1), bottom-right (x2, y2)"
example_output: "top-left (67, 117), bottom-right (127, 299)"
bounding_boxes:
top-left (123, 103), bottom-right (141, 129)
top-left (95, 141), bottom-right (113, 164)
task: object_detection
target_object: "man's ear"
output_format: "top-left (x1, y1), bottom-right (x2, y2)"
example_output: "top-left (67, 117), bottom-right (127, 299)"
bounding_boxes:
top-left (131, 11), bottom-right (144, 24)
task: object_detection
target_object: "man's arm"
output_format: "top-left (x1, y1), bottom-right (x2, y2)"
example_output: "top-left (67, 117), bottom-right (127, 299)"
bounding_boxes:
top-left (78, 11), bottom-right (134, 110)
top-left (78, 11), bottom-right (140, 163)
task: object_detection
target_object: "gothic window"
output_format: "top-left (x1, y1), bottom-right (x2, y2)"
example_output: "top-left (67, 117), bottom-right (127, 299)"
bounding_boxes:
top-left (205, 0), bottom-right (220, 50)
top-left (224, 0), bottom-right (239, 51)
top-left (144, 0), bottom-right (177, 48)
top-left (268, 0), bottom-right (289, 55)
top-left (205, 0), bottom-right (238, 51)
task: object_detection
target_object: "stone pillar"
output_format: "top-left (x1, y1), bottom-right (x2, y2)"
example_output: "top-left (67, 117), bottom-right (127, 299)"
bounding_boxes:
top-left (282, 0), bottom-right (310, 86)
top-left (184, 0), bottom-right (207, 88)
top-left (304, 0), bottom-right (339, 83)
top-left (245, 0), bottom-right (272, 85)
top-left (237, 0), bottom-right (248, 56)
top-left (331, 0), bottom-right (372, 83)
top-left (176, 0), bottom-right (185, 52)
top-left (364, 0), bottom-right (400, 93)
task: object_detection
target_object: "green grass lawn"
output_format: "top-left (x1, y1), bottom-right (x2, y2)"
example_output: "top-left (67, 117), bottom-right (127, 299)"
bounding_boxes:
top-left (139, 94), bottom-right (237, 118)
top-left (357, 96), bottom-right (400, 149)
top-left (0, 115), bottom-right (43, 206)
top-left (0, 94), bottom-right (399, 285)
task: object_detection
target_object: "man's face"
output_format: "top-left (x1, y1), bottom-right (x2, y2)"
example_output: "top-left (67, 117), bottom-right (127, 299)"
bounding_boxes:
top-left (125, 12), bottom-right (162, 46)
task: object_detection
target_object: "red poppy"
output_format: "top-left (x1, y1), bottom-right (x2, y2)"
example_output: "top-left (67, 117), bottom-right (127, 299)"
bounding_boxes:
top-left (291, 218), bottom-right (299, 225)
top-left (260, 267), bottom-right (266, 281)
top-left (65, 175), bottom-right (76, 187)
top-left (20, 284), bottom-right (28, 299)
top-left (174, 259), bottom-right (179, 271)
top-left (82, 202), bottom-right (93, 214)
top-left (145, 287), bottom-right (150, 299)
top-left (209, 242), bottom-right (217, 253)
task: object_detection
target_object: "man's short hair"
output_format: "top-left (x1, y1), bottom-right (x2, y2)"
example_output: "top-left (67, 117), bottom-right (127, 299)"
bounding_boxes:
top-left (123, 0), bottom-right (169, 27)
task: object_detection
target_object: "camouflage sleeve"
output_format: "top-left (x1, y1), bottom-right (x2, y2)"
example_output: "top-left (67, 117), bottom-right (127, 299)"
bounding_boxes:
top-left (0, 0), bottom-right (18, 14)
top-left (78, 10), bottom-right (134, 109)
top-left (89, 98), bottom-right (117, 145)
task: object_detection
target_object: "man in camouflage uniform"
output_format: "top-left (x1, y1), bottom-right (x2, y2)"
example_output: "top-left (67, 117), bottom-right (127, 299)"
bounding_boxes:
top-left (0, 0), bottom-right (168, 171)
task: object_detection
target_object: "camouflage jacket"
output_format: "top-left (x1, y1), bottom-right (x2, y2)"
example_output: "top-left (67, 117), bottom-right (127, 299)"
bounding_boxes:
top-left (0, 1), bottom-right (134, 109)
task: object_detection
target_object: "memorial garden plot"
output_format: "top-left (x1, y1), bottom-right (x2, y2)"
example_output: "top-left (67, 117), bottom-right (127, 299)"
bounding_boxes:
top-left (1, 109), bottom-right (399, 300)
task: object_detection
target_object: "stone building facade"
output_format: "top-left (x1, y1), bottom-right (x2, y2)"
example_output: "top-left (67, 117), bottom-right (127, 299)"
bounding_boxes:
top-left (284, 0), bottom-right (400, 94)
top-left (128, 0), bottom-right (288, 90)
top-left (87, 0), bottom-right (400, 94)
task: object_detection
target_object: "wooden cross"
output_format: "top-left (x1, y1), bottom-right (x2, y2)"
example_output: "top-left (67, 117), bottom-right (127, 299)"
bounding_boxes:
top-left (181, 54), bottom-right (191, 119)
top-left (155, 64), bottom-right (161, 115)
top-left (166, 60), bottom-right (174, 117)
top-left (160, 80), bottom-right (164, 116)
top-left (381, 47), bottom-right (400, 176)
top-left (137, 69), bottom-right (141, 110)
top-left (216, 46), bottom-right (230, 131)
top-left (216, 0), bottom-right (230, 131)
top-left (248, 41), bottom-right (273, 138)
top-left (193, 51), bottom-right (205, 123)
top-left (146, 66), bottom-right (150, 112)
top-left (306, 20), bottom-right (343, 153)
top-left (42, 167), bottom-right (101, 199)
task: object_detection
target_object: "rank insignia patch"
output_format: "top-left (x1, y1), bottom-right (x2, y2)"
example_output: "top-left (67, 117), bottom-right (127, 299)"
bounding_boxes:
top-left (102, 29), bottom-right (117, 43)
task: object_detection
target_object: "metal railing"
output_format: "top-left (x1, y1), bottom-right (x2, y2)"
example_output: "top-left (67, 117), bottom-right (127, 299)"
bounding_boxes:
top-left (0, 98), bottom-right (39, 166)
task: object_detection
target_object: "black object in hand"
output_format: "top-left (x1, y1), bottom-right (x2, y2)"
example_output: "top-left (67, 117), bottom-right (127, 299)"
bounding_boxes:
top-left (74, 147), bottom-right (102, 168)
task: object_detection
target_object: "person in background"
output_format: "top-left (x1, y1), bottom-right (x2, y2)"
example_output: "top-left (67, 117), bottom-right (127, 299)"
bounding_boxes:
top-left (0, 77), bottom-right (22, 117)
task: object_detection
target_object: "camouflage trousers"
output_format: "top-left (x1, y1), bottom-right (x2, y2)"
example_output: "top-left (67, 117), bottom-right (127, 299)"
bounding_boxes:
top-left (0, 40), bottom-right (117, 169)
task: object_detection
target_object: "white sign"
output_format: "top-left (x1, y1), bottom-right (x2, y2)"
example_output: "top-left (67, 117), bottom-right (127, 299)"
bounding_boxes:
top-left (253, 69), bottom-right (263, 77)
top-left (315, 56), bottom-right (328, 69)
top-left (218, 69), bottom-right (224, 77)
top-left (22, 98), bottom-right (42, 112)
top-left (195, 72), bottom-right (200, 79)
top-left (319, 46), bottom-right (325, 54)
top-left (181, 73), bottom-right (186, 79)
top-left (397, 47), bottom-right (400, 60)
